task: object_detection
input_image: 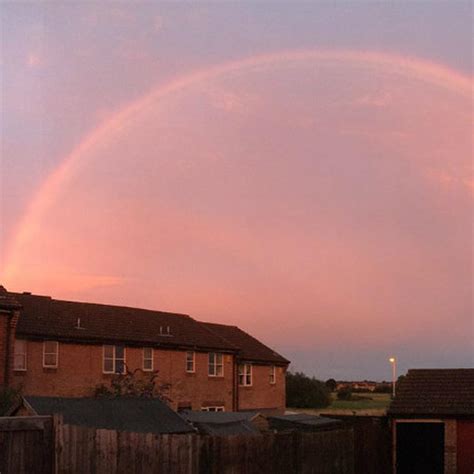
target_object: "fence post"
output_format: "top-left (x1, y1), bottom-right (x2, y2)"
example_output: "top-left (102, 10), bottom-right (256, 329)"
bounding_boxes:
top-left (53, 414), bottom-right (64, 474)
top-left (292, 430), bottom-right (299, 474)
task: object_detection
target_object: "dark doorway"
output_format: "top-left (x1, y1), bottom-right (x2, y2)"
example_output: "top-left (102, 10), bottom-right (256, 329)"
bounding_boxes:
top-left (396, 422), bottom-right (444, 474)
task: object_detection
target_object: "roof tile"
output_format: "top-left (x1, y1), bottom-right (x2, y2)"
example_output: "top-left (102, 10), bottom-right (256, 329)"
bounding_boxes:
top-left (388, 369), bottom-right (474, 416)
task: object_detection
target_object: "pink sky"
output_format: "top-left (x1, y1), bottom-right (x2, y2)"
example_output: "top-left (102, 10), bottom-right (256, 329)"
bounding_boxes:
top-left (1, 4), bottom-right (472, 379)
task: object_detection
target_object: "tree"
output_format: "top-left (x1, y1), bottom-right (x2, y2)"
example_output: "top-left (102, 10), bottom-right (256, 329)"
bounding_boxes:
top-left (325, 378), bottom-right (337, 392)
top-left (286, 371), bottom-right (331, 408)
top-left (395, 375), bottom-right (406, 393)
top-left (94, 368), bottom-right (171, 404)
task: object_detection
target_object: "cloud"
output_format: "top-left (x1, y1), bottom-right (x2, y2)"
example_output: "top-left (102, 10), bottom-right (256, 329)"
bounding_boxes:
top-left (27, 53), bottom-right (42, 68)
top-left (206, 87), bottom-right (258, 114)
top-left (353, 91), bottom-right (392, 107)
top-left (154, 15), bottom-right (164, 32)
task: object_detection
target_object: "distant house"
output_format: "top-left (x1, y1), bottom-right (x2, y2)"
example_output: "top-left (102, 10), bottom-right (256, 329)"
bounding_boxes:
top-left (11, 396), bottom-right (195, 434)
top-left (388, 369), bottom-right (474, 474)
top-left (0, 286), bottom-right (289, 414)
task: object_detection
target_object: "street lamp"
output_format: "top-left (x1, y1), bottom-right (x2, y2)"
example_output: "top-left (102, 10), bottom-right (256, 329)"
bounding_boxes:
top-left (389, 357), bottom-right (397, 398)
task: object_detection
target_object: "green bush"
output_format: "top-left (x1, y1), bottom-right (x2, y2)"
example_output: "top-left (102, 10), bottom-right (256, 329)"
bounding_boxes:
top-left (337, 386), bottom-right (353, 400)
top-left (0, 385), bottom-right (22, 416)
top-left (373, 383), bottom-right (392, 393)
top-left (286, 371), bottom-right (331, 408)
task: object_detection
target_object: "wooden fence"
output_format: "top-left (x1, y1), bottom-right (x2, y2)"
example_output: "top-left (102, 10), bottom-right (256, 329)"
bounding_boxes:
top-left (0, 415), bottom-right (355, 474)
top-left (320, 414), bottom-right (392, 474)
top-left (55, 419), bottom-right (354, 474)
top-left (0, 416), bottom-right (53, 474)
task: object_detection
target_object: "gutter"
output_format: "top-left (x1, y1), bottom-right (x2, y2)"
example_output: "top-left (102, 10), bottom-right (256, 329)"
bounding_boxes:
top-left (15, 333), bottom-right (239, 355)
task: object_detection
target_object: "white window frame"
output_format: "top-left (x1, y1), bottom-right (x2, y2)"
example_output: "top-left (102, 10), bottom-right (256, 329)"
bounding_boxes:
top-left (186, 351), bottom-right (195, 373)
top-left (270, 365), bottom-right (276, 384)
top-left (208, 352), bottom-right (224, 377)
top-left (13, 339), bottom-right (27, 371)
top-left (102, 345), bottom-right (126, 374)
top-left (43, 341), bottom-right (59, 369)
top-left (143, 347), bottom-right (153, 372)
top-left (201, 406), bottom-right (225, 412)
top-left (238, 363), bottom-right (252, 386)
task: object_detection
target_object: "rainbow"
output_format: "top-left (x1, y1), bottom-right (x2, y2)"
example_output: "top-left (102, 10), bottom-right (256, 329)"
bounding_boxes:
top-left (2, 49), bottom-right (471, 281)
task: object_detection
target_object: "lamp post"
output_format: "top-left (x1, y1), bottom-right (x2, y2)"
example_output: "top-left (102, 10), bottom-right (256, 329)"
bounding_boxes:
top-left (389, 357), bottom-right (397, 398)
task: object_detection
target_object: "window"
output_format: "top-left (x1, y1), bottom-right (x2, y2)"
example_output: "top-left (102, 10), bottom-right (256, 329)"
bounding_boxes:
top-left (186, 351), bottom-right (195, 373)
top-left (43, 341), bottom-right (59, 368)
top-left (201, 406), bottom-right (225, 412)
top-left (143, 347), bottom-right (153, 371)
top-left (238, 363), bottom-right (252, 386)
top-left (270, 365), bottom-right (276, 384)
top-left (103, 345), bottom-right (126, 374)
top-left (13, 339), bottom-right (27, 371)
top-left (208, 352), bottom-right (224, 377)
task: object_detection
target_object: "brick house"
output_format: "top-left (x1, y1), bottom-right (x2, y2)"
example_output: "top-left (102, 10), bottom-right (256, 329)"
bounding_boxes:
top-left (388, 369), bottom-right (474, 474)
top-left (0, 287), bottom-right (289, 414)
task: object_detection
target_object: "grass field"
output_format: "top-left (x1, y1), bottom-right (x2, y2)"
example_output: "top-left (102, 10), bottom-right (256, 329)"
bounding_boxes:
top-left (288, 393), bottom-right (392, 416)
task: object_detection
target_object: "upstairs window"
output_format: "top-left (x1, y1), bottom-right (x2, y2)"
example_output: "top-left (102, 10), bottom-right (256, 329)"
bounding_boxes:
top-left (208, 352), bottom-right (224, 377)
top-left (201, 406), bottom-right (225, 412)
top-left (103, 345), bottom-right (126, 374)
top-left (186, 351), bottom-right (195, 373)
top-left (43, 341), bottom-right (59, 368)
top-left (270, 365), bottom-right (276, 384)
top-left (238, 363), bottom-right (252, 386)
top-left (143, 347), bottom-right (153, 371)
top-left (13, 339), bottom-right (27, 371)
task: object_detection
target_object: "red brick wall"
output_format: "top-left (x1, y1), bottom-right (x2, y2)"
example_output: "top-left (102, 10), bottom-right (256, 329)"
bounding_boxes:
top-left (237, 364), bottom-right (286, 414)
top-left (10, 339), bottom-right (234, 411)
top-left (457, 420), bottom-right (474, 474)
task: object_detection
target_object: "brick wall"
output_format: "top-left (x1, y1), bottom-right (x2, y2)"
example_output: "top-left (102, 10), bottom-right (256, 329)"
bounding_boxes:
top-left (457, 420), bottom-right (474, 474)
top-left (444, 419), bottom-right (457, 474)
top-left (237, 364), bottom-right (286, 414)
top-left (10, 339), bottom-right (234, 411)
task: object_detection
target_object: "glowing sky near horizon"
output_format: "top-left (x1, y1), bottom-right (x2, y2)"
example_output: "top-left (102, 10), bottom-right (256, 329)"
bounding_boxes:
top-left (1, 2), bottom-right (472, 379)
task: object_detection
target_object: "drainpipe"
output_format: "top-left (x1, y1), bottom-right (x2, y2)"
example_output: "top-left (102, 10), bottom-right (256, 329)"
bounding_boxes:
top-left (4, 312), bottom-right (12, 386)
top-left (234, 354), bottom-right (239, 411)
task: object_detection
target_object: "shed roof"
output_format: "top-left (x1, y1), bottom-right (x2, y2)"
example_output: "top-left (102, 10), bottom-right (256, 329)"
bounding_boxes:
top-left (180, 410), bottom-right (260, 435)
top-left (268, 414), bottom-right (342, 431)
top-left (24, 396), bottom-right (195, 434)
top-left (388, 369), bottom-right (474, 417)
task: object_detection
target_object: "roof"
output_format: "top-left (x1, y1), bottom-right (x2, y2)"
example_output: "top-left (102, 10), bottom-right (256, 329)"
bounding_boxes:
top-left (24, 396), bottom-right (195, 434)
top-left (10, 291), bottom-right (235, 352)
top-left (181, 410), bottom-right (259, 424)
top-left (201, 322), bottom-right (289, 365)
top-left (180, 410), bottom-right (260, 435)
top-left (388, 369), bottom-right (474, 417)
top-left (268, 414), bottom-right (342, 431)
top-left (0, 286), bottom-right (22, 310)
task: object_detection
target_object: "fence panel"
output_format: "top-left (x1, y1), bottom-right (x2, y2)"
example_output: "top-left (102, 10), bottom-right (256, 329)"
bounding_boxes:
top-left (0, 416), bottom-right (358, 474)
top-left (0, 416), bottom-right (53, 474)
